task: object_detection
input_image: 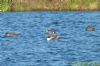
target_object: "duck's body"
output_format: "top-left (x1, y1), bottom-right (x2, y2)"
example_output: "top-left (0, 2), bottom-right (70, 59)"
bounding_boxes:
top-left (47, 36), bottom-right (60, 41)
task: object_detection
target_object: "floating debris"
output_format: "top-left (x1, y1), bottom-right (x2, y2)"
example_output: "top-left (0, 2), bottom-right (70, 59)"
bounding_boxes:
top-left (47, 35), bottom-right (60, 41)
top-left (4, 32), bottom-right (19, 37)
top-left (86, 26), bottom-right (95, 32)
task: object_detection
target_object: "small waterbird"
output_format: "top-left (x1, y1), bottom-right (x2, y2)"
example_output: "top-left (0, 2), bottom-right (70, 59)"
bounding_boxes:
top-left (46, 29), bottom-right (55, 34)
top-left (47, 35), bottom-right (60, 41)
top-left (86, 26), bottom-right (95, 32)
top-left (4, 32), bottom-right (19, 37)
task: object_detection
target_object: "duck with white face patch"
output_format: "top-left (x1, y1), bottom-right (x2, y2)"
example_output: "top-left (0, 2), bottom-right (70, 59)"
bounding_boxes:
top-left (46, 29), bottom-right (56, 34)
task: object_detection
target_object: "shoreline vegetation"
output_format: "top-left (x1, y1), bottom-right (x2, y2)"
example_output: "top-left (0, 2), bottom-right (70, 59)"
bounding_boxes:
top-left (0, 0), bottom-right (100, 12)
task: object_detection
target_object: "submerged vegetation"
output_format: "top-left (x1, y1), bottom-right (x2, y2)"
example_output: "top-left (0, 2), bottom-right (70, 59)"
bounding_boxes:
top-left (0, 0), bottom-right (100, 11)
top-left (72, 61), bottom-right (100, 66)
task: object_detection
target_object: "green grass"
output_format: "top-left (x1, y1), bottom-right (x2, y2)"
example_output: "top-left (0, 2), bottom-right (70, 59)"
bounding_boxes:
top-left (1, 0), bottom-right (100, 12)
top-left (0, 0), bottom-right (11, 12)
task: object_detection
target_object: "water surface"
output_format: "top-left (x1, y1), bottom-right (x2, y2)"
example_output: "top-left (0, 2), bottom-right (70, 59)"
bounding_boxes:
top-left (0, 12), bottom-right (100, 66)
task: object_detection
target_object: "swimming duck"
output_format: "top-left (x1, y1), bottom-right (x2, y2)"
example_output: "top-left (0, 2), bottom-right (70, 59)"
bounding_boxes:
top-left (47, 35), bottom-right (60, 41)
top-left (46, 29), bottom-right (55, 34)
top-left (86, 26), bottom-right (95, 32)
top-left (5, 33), bottom-right (18, 37)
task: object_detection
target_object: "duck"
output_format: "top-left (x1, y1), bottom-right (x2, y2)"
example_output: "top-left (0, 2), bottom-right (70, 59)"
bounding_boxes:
top-left (47, 35), bottom-right (60, 41)
top-left (5, 33), bottom-right (18, 37)
top-left (86, 26), bottom-right (95, 32)
top-left (46, 29), bottom-right (55, 34)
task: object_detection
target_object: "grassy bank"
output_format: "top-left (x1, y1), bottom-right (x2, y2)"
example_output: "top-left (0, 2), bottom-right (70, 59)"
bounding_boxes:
top-left (0, 0), bottom-right (12, 12)
top-left (0, 0), bottom-right (100, 12)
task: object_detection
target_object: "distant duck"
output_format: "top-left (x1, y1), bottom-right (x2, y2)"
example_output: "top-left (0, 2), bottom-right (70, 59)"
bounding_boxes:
top-left (47, 35), bottom-right (60, 41)
top-left (46, 29), bottom-right (55, 34)
top-left (5, 33), bottom-right (19, 37)
top-left (86, 26), bottom-right (95, 32)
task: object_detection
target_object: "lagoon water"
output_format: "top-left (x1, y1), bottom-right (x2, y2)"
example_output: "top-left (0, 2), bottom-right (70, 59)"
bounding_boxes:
top-left (0, 12), bottom-right (100, 66)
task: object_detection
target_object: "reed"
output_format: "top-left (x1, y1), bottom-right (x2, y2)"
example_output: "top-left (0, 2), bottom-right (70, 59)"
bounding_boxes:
top-left (0, 0), bottom-right (100, 11)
